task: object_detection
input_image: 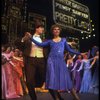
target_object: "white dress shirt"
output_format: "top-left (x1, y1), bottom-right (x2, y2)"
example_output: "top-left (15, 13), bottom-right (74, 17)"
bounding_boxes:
top-left (29, 34), bottom-right (44, 58)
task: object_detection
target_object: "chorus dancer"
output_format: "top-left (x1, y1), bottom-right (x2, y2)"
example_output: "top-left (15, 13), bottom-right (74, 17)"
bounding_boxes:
top-left (2, 55), bottom-right (8, 99)
top-left (18, 50), bottom-right (29, 95)
top-left (66, 54), bottom-right (76, 82)
top-left (71, 55), bottom-right (83, 92)
top-left (1, 45), bottom-right (7, 99)
top-left (89, 50), bottom-right (99, 94)
top-left (91, 46), bottom-right (99, 76)
top-left (2, 45), bottom-right (6, 54)
top-left (91, 46), bottom-right (99, 57)
top-left (11, 48), bottom-right (25, 96)
top-left (78, 53), bottom-right (96, 93)
top-left (2, 46), bottom-right (20, 99)
top-left (28, 24), bottom-right (86, 100)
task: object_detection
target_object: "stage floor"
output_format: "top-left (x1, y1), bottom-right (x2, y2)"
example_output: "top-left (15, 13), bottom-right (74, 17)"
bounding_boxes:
top-left (6, 92), bottom-right (99, 100)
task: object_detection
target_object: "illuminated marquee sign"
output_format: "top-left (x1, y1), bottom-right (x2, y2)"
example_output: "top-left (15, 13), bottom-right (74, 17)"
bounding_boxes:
top-left (53, 0), bottom-right (92, 33)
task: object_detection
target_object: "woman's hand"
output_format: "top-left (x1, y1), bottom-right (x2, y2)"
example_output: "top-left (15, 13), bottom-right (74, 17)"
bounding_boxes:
top-left (94, 56), bottom-right (99, 60)
top-left (81, 52), bottom-right (87, 56)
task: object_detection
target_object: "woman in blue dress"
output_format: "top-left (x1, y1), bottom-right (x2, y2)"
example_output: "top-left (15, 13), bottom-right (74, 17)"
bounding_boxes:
top-left (28, 24), bottom-right (82, 100)
top-left (78, 53), bottom-right (96, 93)
top-left (66, 54), bottom-right (76, 82)
top-left (88, 51), bottom-right (99, 94)
top-left (71, 55), bottom-right (83, 92)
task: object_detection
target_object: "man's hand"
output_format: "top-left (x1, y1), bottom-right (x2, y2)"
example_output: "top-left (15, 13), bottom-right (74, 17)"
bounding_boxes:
top-left (25, 32), bottom-right (32, 38)
top-left (22, 32), bottom-right (32, 42)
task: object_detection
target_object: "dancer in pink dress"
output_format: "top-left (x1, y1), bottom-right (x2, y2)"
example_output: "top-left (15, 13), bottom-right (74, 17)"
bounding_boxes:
top-left (11, 49), bottom-right (24, 96)
top-left (2, 46), bottom-right (20, 99)
top-left (2, 55), bottom-right (7, 99)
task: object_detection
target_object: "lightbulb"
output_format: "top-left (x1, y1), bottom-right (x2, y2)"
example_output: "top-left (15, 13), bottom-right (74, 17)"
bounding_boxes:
top-left (88, 29), bottom-right (90, 31)
top-left (93, 34), bottom-right (95, 37)
top-left (92, 28), bottom-right (95, 31)
top-left (90, 20), bottom-right (92, 22)
top-left (82, 37), bottom-right (84, 39)
top-left (89, 35), bottom-right (91, 37)
top-left (86, 37), bottom-right (88, 39)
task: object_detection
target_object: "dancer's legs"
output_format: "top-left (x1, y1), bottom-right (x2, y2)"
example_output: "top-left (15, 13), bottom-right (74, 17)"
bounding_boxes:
top-left (71, 88), bottom-right (80, 100)
top-left (49, 89), bottom-right (64, 100)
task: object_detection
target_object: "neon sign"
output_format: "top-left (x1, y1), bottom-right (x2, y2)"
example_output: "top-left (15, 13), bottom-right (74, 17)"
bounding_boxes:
top-left (53, 0), bottom-right (92, 33)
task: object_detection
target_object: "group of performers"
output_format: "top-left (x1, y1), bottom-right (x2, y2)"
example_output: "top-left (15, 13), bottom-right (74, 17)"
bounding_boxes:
top-left (1, 24), bottom-right (99, 100)
top-left (65, 48), bottom-right (99, 94)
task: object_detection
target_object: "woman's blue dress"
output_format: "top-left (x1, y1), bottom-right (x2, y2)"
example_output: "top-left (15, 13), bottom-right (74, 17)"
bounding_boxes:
top-left (31, 38), bottom-right (80, 91)
top-left (73, 60), bottom-right (82, 92)
top-left (88, 59), bottom-right (99, 94)
top-left (79, 59), bottom-right (93, 93)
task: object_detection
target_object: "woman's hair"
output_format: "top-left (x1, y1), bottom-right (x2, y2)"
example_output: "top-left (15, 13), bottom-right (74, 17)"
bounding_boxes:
top-left (95, 50), bottom-right (99, 56)
top-left (77, 55), bottom-right (83, 59)
top-left (66, 53), bottom-right (73, 60)
top-left (2, 44), bottom-right (11, 52)
top-left (14, 48), bottom-right (20, 56)
top-left (83, 53), bottom-right (88, 58)
top-left (50, 24), bottom-right (62, 32)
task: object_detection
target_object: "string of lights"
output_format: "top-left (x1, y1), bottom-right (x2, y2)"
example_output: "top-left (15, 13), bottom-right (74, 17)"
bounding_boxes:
top-left (81, 19), bottom-right (95, 40)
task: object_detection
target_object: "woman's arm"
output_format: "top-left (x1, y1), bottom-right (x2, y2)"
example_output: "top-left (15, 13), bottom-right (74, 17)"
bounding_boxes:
top-left (88, 57), bottom-right (94, 62)
top-left (30, 38), bottom-right (50, 47)
top-left (87, 50), bottom-right (91, 58)
top-left (88, 57), bottom-right (97, 69)
top-left (64, 39), bottom-right (81, 55)
top-left (66, 60), bottom-right (69, 68)
top-left (77, 61), bottom-right (83, 72)
top-left (72, 55), bottom-right (76, 60)
top-left (71, 62), bottom-right (78, 71)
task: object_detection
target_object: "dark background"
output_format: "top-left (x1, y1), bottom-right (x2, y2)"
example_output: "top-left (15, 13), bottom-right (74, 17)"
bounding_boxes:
top-left (27, 0), bottom-right (99, 52)
top-left (1, 0), bottom-right (99, 52)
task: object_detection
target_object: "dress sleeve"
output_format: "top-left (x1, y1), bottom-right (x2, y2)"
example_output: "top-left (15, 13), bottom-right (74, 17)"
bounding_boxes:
top-left (77, 61), bottom-right (84, 71)
top-left (64, 38), bottom-right (80, 55)
top-left (31, 38), bottom-right (50, 47)
top-left (88, 58), bottom-right (94, 62)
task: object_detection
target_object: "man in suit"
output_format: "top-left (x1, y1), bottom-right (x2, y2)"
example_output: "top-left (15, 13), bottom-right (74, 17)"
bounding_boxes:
top-left (15, 24), bottom-right (46, 100)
